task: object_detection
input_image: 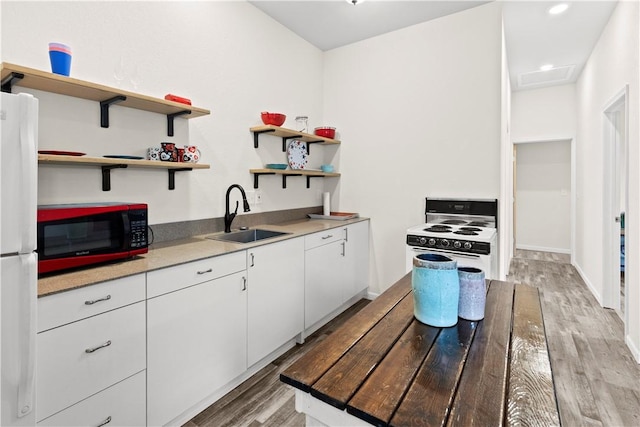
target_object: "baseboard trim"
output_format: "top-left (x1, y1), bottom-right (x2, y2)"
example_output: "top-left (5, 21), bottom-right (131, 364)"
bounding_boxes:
top-left (572, 262), bottom-right (603, 306)
top-left (516, 244), bottom-right (571, 254)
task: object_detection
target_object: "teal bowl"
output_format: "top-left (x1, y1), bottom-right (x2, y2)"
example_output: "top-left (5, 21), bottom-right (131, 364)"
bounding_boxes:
top-left (266, 163), bottom-right (288, 170)
top-left (321, 164), bottom-right (334, 173)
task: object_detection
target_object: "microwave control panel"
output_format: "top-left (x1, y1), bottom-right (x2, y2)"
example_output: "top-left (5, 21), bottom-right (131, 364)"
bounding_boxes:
top-left (129, 209), bottom-right (148, 248)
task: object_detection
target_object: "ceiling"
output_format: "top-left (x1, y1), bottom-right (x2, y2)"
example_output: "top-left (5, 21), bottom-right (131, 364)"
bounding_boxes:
top-left (248, 0), bottom-right (618, 91)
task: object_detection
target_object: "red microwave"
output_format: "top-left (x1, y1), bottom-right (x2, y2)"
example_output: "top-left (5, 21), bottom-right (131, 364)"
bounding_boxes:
top-left (37, 203), bottom-right (148, 274)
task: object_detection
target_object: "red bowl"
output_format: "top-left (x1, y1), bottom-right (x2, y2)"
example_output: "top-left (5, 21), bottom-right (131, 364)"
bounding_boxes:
top-left (261, 112), bottom-right (286, 126)
top-left (314, 127), bottom-right (336, 139)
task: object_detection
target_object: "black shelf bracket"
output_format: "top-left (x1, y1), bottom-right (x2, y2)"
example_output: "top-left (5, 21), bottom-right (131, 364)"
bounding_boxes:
top-left (252, 129), bottom-right (277, 148)
top-left (281, 135), bottom-right (304, 152)
top-left (101, 164), bottom-right (127, 191)
top-left (306, 175), bottom-right (326, 189)
top-left (167, 110), bottom-right (191, 137)
top-left (282, 173), bottom-right (302, 189)
top-left (1, 72), bottom-right (24, 93)
top-left (168, 168), bottom-right (193, 190)
top-left (252, 171), bottom-right (276, 189)
top-left (305, 139), bottom-right (325, 155)
top-left (100, 96), bottom-right (127, 128)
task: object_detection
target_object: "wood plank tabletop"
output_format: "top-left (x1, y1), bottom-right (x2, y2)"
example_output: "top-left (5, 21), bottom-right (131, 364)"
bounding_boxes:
top-left (280, 277), bottom-right (560, 427)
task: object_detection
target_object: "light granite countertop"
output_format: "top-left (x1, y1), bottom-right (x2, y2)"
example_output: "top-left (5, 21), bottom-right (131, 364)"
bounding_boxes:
top-left (37, 217), bottom-right (368, 297)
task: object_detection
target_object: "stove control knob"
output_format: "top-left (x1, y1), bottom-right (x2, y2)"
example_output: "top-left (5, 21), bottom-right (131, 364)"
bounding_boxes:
top-left (464, 242), bottom-right (472, 250)
top-left (428, 238), bottom-right (436, 246)
top-left (419, 237), bottom-right (427, 245)
top-left (453, 241), bottom-right (462, 249)
top-left (441, 239), bottom-right (450, 247)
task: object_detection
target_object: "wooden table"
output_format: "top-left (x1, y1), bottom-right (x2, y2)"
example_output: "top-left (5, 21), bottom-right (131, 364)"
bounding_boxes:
top-left (281, 275), bottom-right (560, 427)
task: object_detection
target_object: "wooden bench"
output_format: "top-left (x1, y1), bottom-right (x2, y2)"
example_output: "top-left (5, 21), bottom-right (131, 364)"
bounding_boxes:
top-left (281, 276), bottom-right (560, 426)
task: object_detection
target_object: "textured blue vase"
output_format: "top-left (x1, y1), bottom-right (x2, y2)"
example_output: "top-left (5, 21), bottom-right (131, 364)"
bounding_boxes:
top-left (458, 267), bottom-right (486, 321)
top-left (412, 253), bottom-right (459, 327)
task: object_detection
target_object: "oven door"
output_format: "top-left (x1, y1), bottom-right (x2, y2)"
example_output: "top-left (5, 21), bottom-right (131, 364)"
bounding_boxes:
top-left (406, 246), bottom-right (491, 276)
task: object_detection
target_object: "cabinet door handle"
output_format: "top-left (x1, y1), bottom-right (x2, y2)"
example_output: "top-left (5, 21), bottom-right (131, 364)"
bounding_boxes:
top-left (344, 227), bottom-right (349, 242)
top-left (341, 241), bottom-right (346, 257)
top-left (85, 340), bottom-right (112, 354)
top-left (250, 253), bottom-right (255, 267)
top-left (96, 416), bottom-right (112, 427)
top-left (322, 234), bottom-right (333, 240)
top-left (84, 295), bottom-right (111, 305)
top-left (197, 268), bottom-right (213, 275)
top-left (242, 276), bottom-right (247, 291)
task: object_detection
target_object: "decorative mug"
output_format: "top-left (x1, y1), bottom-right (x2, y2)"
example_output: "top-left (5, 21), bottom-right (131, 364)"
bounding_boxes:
top-left (176, 147), bottom-right (185, 163)
top-left (160, 142), bottom-right (177, 162)
top-left (182, 145), bottom-right (201, 163)
top-left (147, 147), bottom-right (162, 161)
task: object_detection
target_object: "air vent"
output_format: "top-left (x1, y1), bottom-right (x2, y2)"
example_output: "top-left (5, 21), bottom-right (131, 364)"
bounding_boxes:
top-left (518, 65), bottom-right (575, 88)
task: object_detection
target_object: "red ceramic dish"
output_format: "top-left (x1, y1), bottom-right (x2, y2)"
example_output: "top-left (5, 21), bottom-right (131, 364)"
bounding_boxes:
top-left (261, 112), bottom-right (286, 126)
top-left (314, 127), bottom-right (336, 139)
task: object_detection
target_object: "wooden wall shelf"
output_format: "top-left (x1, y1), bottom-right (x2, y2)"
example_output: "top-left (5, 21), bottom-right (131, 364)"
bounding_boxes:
top-left (249, 168), bottom-right (340, 189)
top-left (39, 154), bottom-right (210, 191)
top-left (250, 125), bottom-right (340, 153)
top-left (1, 62), bottom-right (210, 136)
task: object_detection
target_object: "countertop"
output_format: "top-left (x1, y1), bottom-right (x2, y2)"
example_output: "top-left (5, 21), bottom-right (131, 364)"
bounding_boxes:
top-left (280, 275), bottom-right (560, 427)
top-left (38, 217), bottom-right (368, 297)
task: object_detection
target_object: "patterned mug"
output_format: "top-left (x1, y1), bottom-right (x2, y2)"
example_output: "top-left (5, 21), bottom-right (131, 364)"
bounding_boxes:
top-left (160, 142), bottom-right (177, 162)
top-left (147, 147), bottom-right (162, 161)
top-left (183, 145), bottom-right (201, 163)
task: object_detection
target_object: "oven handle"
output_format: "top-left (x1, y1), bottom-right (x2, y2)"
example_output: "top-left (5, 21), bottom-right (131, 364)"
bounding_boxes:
top-left (408, 247), bottom-right (481, 259)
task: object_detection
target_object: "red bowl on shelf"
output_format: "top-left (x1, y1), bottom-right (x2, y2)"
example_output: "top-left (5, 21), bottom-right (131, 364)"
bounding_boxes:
top-left (261, 112), bottom-right (286, 126)
top-left (314, 126), bottom-right (336, 139)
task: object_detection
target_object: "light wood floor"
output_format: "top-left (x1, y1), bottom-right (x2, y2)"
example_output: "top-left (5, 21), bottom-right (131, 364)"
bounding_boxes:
top-left (185, 250), bottom-right (640, 426)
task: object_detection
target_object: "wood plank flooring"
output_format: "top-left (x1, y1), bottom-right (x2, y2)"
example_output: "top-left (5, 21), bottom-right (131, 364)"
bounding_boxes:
top-left (185, 250), bottom-right (640, 427)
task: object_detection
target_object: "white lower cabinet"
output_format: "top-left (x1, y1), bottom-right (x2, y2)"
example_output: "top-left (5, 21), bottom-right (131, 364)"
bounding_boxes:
top-left (37, 372), bottom-right (146, 427)
top-left (147, 270), bottom-right (248, 427)
top-left (343, 221), bottom-right (370, 301)
top-left (247, 237), bottom-right (304, 366)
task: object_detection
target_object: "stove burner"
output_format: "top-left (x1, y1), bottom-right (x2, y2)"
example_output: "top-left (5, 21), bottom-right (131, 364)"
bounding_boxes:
top-left (467, 221), bottom-right (488, 227)
top-left (454, 229), bottom-right (478, 236)
top-left (441, 219), bottom-right (466, 225)
top-left (460, 227), bottom-right (482, 232)
top-left (424, 225), bottom-right (452, 233)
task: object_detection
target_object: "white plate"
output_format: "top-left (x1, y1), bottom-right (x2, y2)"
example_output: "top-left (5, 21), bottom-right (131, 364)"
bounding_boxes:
top-left (287, 140), bottom-right (308, 170)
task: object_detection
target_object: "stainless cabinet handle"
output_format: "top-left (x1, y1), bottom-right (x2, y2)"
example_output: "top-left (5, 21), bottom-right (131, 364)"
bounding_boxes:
top-left (197, 268), bottom-right (213, 275)
top-left (344, 227), bottom-right (349, 242)
top-left (321, 234), bottom-right (333, 240)
top-left (84, 295), bottom-right (111, 305)
top-left (341, 241), bottom-right (346, 257)
top-left (96, 416), bottom-right (112, 427)
top-left (242, 276), bottom-right (247, 291)
top-left (85, 340), bottom-right (112, 354)
top-left (250, 253), bottom-right (255, 267)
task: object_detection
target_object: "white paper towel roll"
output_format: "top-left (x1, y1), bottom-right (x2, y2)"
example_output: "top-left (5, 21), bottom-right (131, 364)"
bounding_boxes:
top-left (323, 192), bottom-right (330, 216)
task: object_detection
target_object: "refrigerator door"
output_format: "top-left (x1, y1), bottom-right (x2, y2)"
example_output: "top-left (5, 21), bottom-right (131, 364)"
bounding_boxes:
top-left (1, 253), bottom-right (37, 426)
top-left (1, 92), bottom-right (39, 255)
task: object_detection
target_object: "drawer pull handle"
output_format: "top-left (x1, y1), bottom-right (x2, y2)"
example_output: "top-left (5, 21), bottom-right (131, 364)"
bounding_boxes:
top-left (322, 234), bottom-right (333, 240)
top-left (85, 340), bottom-right (112, 354)
top-left (197, 268), bottom-right (213, 275)
top-left (84, 295), bottom-right (111, 305)
top-left (96, 416), bottom-right (112, 427)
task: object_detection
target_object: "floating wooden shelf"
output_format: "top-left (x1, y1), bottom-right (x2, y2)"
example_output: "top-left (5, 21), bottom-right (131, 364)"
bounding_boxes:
top-left (249, 168), bottom-right (340, 189)
top-left (1, 62), bottom-right (210, 136)
top-left (39, 154), bottom-right (210, 191)
top-left (250, 125), bottom-right (340, 152)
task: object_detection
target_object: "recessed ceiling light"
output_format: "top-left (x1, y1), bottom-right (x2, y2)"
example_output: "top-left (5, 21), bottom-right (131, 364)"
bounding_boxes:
top-left (548, 3), bottom-right (569, 15)
top-left (540, 64), bottom-right (554, 71)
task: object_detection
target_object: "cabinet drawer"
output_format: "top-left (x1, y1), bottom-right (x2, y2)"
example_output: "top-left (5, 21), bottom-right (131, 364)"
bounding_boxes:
top-left (147, 251), bottom-right (246, 298)
top-left (305, 228), bottom-right (344, 250)
top-left (38, 371), bottom-right (146, 427)
top-left (38, 274), bottom-right (145, 333)
top-left (37, 302), bottom-right (146, 422)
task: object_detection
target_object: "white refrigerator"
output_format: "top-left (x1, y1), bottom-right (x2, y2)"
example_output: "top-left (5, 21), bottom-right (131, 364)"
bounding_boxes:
top-left (1, 92), bottom-right (39, 426)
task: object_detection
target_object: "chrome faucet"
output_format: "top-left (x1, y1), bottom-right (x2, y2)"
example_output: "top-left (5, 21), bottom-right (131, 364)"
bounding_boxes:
top-left (224, 184), bottom-right (251, 233)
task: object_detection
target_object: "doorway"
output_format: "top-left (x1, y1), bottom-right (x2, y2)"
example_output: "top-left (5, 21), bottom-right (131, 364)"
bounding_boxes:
top-left (602, 86), bottom-right (628, 324)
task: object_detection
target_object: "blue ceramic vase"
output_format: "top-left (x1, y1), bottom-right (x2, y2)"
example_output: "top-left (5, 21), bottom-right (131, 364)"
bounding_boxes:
top-left (412, 253), bottom-right (459, 327)
top-left (457, 267), bottom-right (486, 321)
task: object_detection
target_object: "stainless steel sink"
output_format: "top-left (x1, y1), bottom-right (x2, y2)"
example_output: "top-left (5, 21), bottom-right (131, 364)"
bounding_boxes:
top-left (206, 229), bottom-right (290, 244)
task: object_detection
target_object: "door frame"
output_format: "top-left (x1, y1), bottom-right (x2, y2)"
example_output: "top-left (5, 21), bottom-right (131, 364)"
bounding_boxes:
top-left (602, 85), bottom-right (629, 327)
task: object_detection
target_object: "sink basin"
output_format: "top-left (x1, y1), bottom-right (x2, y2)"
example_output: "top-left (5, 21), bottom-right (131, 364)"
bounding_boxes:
top-left (206, 229), bottom-right (290, 244)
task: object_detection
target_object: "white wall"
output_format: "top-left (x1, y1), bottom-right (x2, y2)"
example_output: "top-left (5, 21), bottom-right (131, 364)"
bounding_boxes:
top-left (574, 0), bottom-right (640, 361)
top-left (515, 140), bottom-right (571, 253)
top-left (1, 1), bottom-right (326, 225)
top-left (511, 85), bottom-right (576, 143)
top-left (323, 2), bottom-right (504, 293)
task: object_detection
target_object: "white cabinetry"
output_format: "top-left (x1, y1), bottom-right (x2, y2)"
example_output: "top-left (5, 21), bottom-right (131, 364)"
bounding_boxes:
top-left (146, 252), bottom-right (247, 427)
top-left (247, 238), bottom-right (304, 366)
top-left (36, 274), bottom-right (146, 425)
top-left (343, 221), bottom-right (370, 301)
